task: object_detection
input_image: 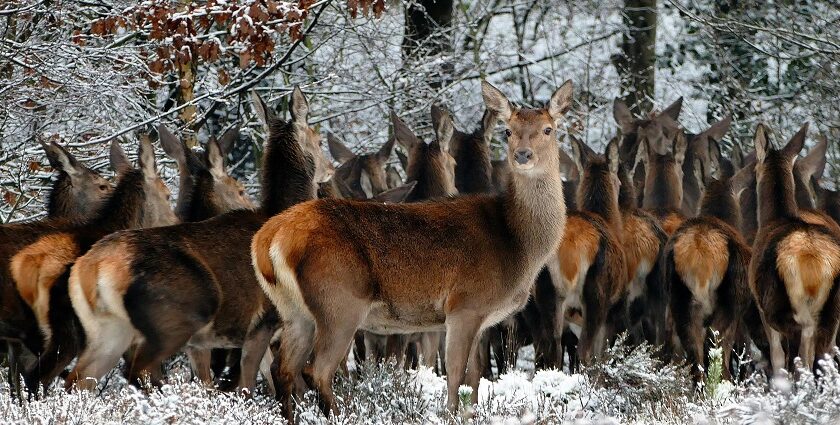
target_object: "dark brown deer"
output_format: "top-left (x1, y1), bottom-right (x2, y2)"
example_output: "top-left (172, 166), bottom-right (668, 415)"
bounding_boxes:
top-left (327, 134), bottom-right (395, 199)
top-left (4, 137), bottom-right (177, 391)
top-left (157, 125), bottom-right (252, 221)
top-left (613, 98), bottom-right (683, 207)
top-left (157, 124), bottom-right (256, 388)
top-left (749, 123), bottom-right (840, 373)
top-left (40, 142), bottom-right (113, 221)
top-left (546, 136), bottom-right (627, 364)
top-left (665, 140), bottom-right (751, 381)
top-left (252, 80), bottom-right (572, 419)
top-left (679, 117), bottom-right (732, 217)
top-left (65, 88), bottom-right (330, 395)
top-left (636, 127), bottom-right (689, 235)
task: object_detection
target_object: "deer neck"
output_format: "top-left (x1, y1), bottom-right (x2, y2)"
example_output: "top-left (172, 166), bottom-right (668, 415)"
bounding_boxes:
top-left (504, 157), bottom-right (566, 262)
top-left (700, 181), bottom-right (741, 229)
top-left (260, 121), bottom-right (317, 216)
top-left (757, 159), bottom-right (799, 228)
top-left (90, 170), bottom-right (146, 233)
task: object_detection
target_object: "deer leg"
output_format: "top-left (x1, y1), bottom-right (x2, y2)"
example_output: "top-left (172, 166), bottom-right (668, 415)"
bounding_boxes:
top-left (444, 313), bottom-right (484, 412)
top-left (385, 334), bottom-right (409, 368)
top-left (765, 325), bottom-right (786, 375)
top-left (553, 299), bottom-right (567, 368)
top-left (307, 307), bottom-right (367, 418)
top-left (237, 325), bottom-right (274, 394)
top-left (419, 332), bottom-right (440, 370)
top-left (274, 315), bottom-right (316, 421)
top-left (187, 348), bottom-right (213, 387)
top-left (352, 331), bottom-right (367, 365)
top-left (259, 348), bottom-right (276, 397)
top-left (66, 318), bottom-right (133, 391)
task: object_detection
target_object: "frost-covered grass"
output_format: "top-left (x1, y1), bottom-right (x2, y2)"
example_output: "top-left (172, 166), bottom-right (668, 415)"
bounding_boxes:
top-left (3, 340), bottom-right (840, 424)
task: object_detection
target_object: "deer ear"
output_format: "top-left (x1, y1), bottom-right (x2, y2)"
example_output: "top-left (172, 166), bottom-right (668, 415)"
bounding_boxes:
top-left (109, 141), bottom-right (132, 174)
top-left (137, 135), bottom-right (157, 179)
top-left (481, 109), bottom-right (499, 144)
top-left (731, 144), bottom-right (744, 169)
top-left (705, 115), bottom-right (732, 142)
top-left (395, 147), bottom-right (408, 171)
top-left (250, 90), bottom-right (276, 132)
top-left (557, 147), bottom-right (578, 182)
top-left (662, 97), bottom-right (683, 121)
top-left (673, 131), bottom-right (688, 167)
top-left (386, 165), bottom-right (403, 189)
top-left (782, 122), bottom-right (808, 160)
top-left (796, 130), bottom-right (828, 181)
top-left (730, 162), bottom-right (755, 199)
top-left (290, 86), bottom-right (309, 127)
top-left (327, 133), bottom-right (355, 164)
top-left (359, 169), bottom-right (374, 199)
top-left (634, 135), bottom-right (650, 173)
top-left (216, 126), bottom-right (239, 156)
top-left (373, 181), bottom-right (416, 203)
top-left (606, 137), bottom-right (620, 175)
top-left (431, 106), bottom-right (454, 151)
top-left (613, 99), bottom-right (635, 134)
top-left (43, 141), bottom-right (83, 177)
top-left (693, 158), bottom-right (706, 190)
top-left (481, 80), bottom-right (513, 122)
top-left (391, 112), bottom-right (421, 150)
top-left (157, 125), bottom-right (186, 167)
top-left (206, 138), bottom-right (227, 179)
top-left (548, 80), bottom-right (573, 121)
top-left (708, 140), bottom-right (722, 180)
top-left (568, 136), bottom-right (589, 176)
top-left (377, 137), bottom-right (396, 163)
top-left (754, 124), bottom-right (771, 163)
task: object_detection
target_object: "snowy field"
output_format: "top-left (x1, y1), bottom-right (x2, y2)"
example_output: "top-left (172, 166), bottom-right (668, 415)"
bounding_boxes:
top-left (3, 339), bottom-right (840, 424)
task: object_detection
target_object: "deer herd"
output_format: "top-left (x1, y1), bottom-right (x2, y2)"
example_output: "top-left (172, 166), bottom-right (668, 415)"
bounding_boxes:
top-left (1, 81), bottom-right (839, 420)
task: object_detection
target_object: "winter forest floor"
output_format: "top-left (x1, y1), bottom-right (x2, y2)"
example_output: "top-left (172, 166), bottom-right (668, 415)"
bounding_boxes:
top-left (2, 338), bottom-right (840, 424)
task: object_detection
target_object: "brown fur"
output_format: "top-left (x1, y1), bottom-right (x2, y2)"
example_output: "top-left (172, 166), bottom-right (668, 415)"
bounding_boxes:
top-left (255, 80), bottom-right (573, 419)
top-left (41, 141), bottom-right (113, 221)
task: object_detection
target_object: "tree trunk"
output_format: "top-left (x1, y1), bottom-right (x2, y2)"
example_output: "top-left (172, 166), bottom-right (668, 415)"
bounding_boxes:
top-left (403, 0), bottom-right (454, 59)
top-left (616, 0), bottom-right (657, 115)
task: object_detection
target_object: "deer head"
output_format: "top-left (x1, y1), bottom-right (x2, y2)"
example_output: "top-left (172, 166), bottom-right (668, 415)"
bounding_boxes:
top-left (41, 141), bottom-right (112, 220)
top-left (328, 134), bottom-right (395, 198)
top-left (482, 80), bottom-right (573, 175)
top-left (110, 135), bottom-right (178, 228)
top-left (392, 112), bottom-right (457, 200)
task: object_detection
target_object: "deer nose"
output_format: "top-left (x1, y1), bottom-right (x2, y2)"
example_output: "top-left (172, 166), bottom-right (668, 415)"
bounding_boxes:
top-left (513, 148), bottom-right (533, 165)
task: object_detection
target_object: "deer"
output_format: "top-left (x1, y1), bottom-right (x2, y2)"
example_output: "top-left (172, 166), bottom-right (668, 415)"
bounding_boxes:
top-left (252, 80), bottom-right (572, 419)
top-left (613, 98), bottom-right (683, 207)
top-left (545, 135), bottom-right (627, 365)
top-left (749, 123), bottom-right (840, 374)
top-left (157, 124), bottom-right (255, 389)
top-left (678, 117), bottom-right (733, 217)
top-left (635, 126), bottom-right (689, 235)
top-left (64, 88), bottom-right (331, 395)
top-left (665, 139), bottom-right (752, 381)
top-left (326, 133), bottom-right (395, 199)
top-left (3, 136), bottom-right (177, 393)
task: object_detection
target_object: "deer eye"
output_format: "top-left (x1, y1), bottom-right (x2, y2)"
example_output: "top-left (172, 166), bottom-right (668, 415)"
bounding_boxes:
top-left (504, 129), bottom-right (512, 137)
top-left (544, 127), bottom-right (552, 135)
top-left (99, 185), bottom-right (109, 191)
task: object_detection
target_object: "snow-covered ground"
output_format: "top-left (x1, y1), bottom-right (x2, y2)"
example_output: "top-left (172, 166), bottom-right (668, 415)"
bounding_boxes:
top-left (3, 339), bottom-right (840, 424)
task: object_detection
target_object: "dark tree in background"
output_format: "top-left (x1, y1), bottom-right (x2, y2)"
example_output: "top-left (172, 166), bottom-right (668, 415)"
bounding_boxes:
top-left (403, 0), bottom-right (454, 86)
top-left (616, 0), bottom-right (658, 115)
